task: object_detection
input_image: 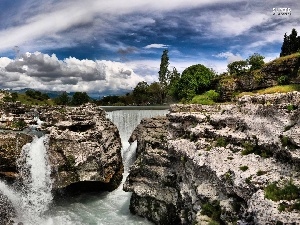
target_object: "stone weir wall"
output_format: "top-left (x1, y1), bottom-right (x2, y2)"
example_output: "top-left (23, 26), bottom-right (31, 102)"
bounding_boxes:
top-left (0, 103), bottom-right (123, 192)
top-left (124, 92), bottom-right (300, 225)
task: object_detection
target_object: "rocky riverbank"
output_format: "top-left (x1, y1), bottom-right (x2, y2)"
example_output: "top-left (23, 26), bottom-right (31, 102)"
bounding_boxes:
top-left (124, 92), bottom-right (300, 224)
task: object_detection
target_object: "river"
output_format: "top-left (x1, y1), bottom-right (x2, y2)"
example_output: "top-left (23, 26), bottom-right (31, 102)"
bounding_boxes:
top-left (0, 107), bottom-right (168, 225)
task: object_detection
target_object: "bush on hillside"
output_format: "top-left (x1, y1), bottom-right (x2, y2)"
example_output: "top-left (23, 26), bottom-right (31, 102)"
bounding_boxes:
top-left (191, 90), bottom-right (220, 105)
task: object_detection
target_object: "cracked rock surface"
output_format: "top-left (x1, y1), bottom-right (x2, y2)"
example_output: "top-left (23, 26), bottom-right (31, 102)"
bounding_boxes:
top-left (124, 92), bottom-right (300, 225)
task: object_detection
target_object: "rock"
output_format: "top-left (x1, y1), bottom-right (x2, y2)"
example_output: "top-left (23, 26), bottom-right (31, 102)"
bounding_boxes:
top-left (124, 116), bottom-right (180, 224)
top-left (0, 103), bottom-right (124, 192)
top-left (124, 92), bottom-right (300, 224)
top-left (39, 103), bottom-right (123, 192)
top-left (218, 54), bottom-right (300, 101)
top-left (0, 132), bottom-right (33, 181)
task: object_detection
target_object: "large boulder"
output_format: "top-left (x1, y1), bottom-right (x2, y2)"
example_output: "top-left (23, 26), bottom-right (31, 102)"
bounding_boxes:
top-left (0, 103), bottom-right (124, 192)
top-left (41, 104), bottom-right (124, 192)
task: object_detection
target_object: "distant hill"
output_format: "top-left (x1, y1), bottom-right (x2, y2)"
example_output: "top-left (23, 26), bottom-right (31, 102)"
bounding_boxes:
top-left (6, 89), bottom-right (130, 100)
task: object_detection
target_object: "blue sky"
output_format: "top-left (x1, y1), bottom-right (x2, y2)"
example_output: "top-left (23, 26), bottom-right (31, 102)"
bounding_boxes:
top-left (0, 0), bottom-right (299, 96)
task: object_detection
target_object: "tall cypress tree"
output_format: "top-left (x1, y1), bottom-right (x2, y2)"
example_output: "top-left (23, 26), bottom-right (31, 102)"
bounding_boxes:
top-left (158, 49), bottom-right (170, 103)
top-left (158, 49), bottom-right (170, 88)
top-left (280, 33), bottom-right (289, 57)
top-left (280, 28), bottom-right (300, 57)
top-left (290, 28), bottom-right (298, 53)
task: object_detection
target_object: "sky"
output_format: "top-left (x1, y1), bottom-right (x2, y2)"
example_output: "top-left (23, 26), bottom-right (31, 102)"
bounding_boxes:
top-left (0, 0), bottom-right (299, 97)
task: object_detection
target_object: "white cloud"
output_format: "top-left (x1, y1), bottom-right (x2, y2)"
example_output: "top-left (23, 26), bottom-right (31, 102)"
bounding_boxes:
top-left (0, 52), bottom-right (149, 93)
top-left (211, 13), bottom-right (269, 37)
top-left (0, 57), bottom-right (12, 67)
top-left (144, 44), bottom-right (169, 49)
top-left (214, 51), bottom-right (243, 63)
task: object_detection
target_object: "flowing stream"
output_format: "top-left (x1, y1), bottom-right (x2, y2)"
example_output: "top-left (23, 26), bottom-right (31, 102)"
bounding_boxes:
top-left (0, 108), bottom-right (168, 225)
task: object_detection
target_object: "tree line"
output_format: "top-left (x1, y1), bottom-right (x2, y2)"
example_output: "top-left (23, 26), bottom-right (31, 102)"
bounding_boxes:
top-left (4, 28), bottom-right (298, 106)
top-left (96, 50), bottom-right (217, 105)
top-left (26, 89), bottom-right (90, 106)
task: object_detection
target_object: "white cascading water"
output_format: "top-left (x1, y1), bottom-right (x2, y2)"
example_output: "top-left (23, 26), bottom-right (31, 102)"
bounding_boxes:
top-left (15, 135), bottom-right (53, 224)
top-left (0, 108), bottom-right (168, 225)
top-left (0, 181), bottom-right (21, 215)
top-left (106, 109), bottom-right (169, 169)
top-left (0, 135), bottom-right (52, 225)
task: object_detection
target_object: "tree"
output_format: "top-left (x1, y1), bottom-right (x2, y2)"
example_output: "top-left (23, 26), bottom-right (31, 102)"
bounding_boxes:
top-left (132, 81), bottom-right (149, 105)
top-left (158, 50), bottom-right (170, 103)
top-left (148, 82), bottom-right (163, 104)
top-left (280, 33), bottom-right (289, 57)
top-left (167, 67), bottom-right (181, 100)
top-left (54, 92), bottom-right (70, 105)
top-left (70, 92), bottom-right (90, 106)
top-left (25, 89), bottom-right (49, 101)
top-left (227, 60), bottom-right (248, 75)
top-left (247, 53), bottom-right (265, 71)
top-left (158, 49), bottom-right (170, 87)
top-left (280, 28), bottom-right (300, 57)
top-left (175, 64), bottom-right (215, 101)
top-left (11, 92), bottom-right (18, 102)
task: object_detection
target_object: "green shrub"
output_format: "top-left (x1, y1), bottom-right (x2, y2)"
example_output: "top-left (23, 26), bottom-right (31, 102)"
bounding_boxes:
top-left (241, 141), bottom-right (255, 155)
top-left (286, 104), bottom-right (294, 112)
top-left (176, 64), bottom-right (216, 100)
top-left (245, 176), bottom-right (252, 184)
top-left (215, 137), bottom-right (227, 147)
top-left (208, 221), bottom-right (220, 225)
top-left (277, 75), bottom-right (289, 85)
top-left (280, 135), bottom-right (297, 149)
top-left (191, 90), bottom-right (220, 105)
top-left (239, 165), bottom-right (249, 171)
top-left (12, 120), bottom-right (27, 130)
top-left (241, 141), bottom-right (273, 157)
top-left (191, 95), bottom-right (214, 105)
top-left (256, 170), bottom-right (267, 176)
top-left (265, 180), bottom-right (300, 201)
top-left (278, 200), bottom-right (300, 212)
top-left (201, 201), bottom-right (221, 222)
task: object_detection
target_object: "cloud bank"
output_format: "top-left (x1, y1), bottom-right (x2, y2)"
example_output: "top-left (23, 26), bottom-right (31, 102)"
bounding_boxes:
top-left (0, 52), bottom-right (147, 93)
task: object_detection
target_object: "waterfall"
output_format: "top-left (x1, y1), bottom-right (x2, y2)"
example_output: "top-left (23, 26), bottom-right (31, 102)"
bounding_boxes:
top-left (0, 108), bottom-right (168, 225)
top-left (106, 109), bottom-right (168, 170)
top-left (0, 135), bottom-right (53, 225)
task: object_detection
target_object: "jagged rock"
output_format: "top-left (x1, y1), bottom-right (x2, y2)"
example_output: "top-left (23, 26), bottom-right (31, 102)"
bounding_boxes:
top-left (43, 104), bottom-right (124, 192)
top-left (124, 92), bottom-right (300, 224)
top-left (0, 133), bottom-right (33, 181)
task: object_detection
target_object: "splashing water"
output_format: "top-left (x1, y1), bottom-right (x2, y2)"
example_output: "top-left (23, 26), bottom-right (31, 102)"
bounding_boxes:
top-left (15, 135), bottom-right (53, 224)
top-left (106, 109), bottom-right (168, 170)
top-left (0, 181), bottom-right (21, 215)
top-left (0, 108), bottom-right (168, 225)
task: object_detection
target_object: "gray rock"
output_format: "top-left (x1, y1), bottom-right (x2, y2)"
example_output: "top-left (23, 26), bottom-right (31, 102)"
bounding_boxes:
top-left (124, 92), bottom-right (300, 224)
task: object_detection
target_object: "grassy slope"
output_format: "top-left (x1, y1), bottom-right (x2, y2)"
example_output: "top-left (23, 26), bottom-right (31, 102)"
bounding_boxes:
top-left (17, 93), bottom-right (54, 105)
top-left (235, 53), bottom-right (300, 98)
top-left (237, 84), bottom-right (300, 98)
